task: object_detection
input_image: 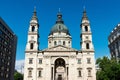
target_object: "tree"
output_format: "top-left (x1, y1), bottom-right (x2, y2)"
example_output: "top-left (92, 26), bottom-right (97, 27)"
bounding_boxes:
top-left (96, 56), bottom-right (120, 80)
top-left (14, 70), bottom-right (23, 80)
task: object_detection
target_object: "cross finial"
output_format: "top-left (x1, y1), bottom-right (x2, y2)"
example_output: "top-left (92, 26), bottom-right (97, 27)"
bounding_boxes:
top-left (83, 6), bottom-right (85, 11)
top-left (59, 8), bottom-right (61, 13)
top-left (56, 8), bottom-right (64, 24)
top-left (34, 6), bottom-right (36, 12)
top-left (83, 5), bottom-right (86, 12)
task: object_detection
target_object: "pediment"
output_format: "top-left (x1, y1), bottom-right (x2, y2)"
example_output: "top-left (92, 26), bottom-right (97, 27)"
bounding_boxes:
top-left (43, 45), bottom-right (77, 52)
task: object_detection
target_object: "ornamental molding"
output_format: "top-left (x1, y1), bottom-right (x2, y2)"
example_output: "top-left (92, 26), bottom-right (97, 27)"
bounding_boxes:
top-left (29, 40), bottom-right (36, 43)
top-left (28, 32), bottom-right (38, 35)
top-left (84, 40), bottom-right (91, 43)
top-left (82, 32), bottom-right (91, 35)
top-left (28, 67), bottom-right (33, 70)
top-left (44, 55), bottom-right (51, 58)
top-left (43, 45), bottom-right (77, 52)
top-left (69, 55), bottom-right (76, 58)
top-left (77, 68), bottom-right (82, 70)
top-left (25, 50), bottom-right (38, 53)
top-left (37, 68), bottom-right (43, 70)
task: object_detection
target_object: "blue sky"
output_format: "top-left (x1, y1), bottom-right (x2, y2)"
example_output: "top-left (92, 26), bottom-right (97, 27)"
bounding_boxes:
top-left (0, 0), bottom-right (120, 60)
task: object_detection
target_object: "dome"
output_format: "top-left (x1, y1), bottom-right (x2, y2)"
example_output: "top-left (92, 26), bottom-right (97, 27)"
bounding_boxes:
top-left (50, 23), bottom-right (70, 35)
top-left (49, 11), bottom-right (70, 35)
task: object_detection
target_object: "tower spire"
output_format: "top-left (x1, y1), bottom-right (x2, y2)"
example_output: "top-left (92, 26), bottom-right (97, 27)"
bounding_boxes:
top-left (31, 7), bottom-right (38, 20)
top-left (80, 9), bottom-right (94, 52)
top-left (33, 6), bottom-right (36, 16)
top-left (82, 7), bottom-right (88, 20)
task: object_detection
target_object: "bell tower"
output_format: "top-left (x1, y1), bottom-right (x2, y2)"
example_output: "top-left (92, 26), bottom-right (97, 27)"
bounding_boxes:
top-left (80, 9), bottom-right (96, 80)
top-left (25, 8), bottom-right (39, 52)
top-left (80, 9), bottom-right (94, 52)
top-left (24, 8), bottom-right (39, 80)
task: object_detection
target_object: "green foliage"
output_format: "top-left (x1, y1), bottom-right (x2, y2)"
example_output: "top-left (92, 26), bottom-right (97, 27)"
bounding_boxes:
top-left (14, 70), bottom-right (23, 80)
top-left (96, 56), bottom-right (120, 80)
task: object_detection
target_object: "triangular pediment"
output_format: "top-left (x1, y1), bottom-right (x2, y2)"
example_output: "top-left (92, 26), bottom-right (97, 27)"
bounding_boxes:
top-left (43, 45), bottom-right (77, 52)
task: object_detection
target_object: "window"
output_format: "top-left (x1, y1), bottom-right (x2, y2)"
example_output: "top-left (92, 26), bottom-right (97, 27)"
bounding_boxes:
top-left (7, 62), bottom-right (10, 65)
top-left (58, 41), bottom-right (61, 45)
top-left (78, 59), bottom-right (81, 64)
top-left (7, 68), bottom-right (9, 71)
top-left (88, 69), bottom-right (92, 77)
top-left (31, 36), bottom-right (34, 40)
top-left (29, 58), bottom-right (33, 64)
top-left (39, 59), bottom-right (42, 64)
top-left (87, 58), bottom-right (91, 64)
top-left (59, 25), bottom-right (61, 30)
top-left (86, 36), bottom-right (89, 39)
top-left (1, 72), bottom-right (3, 76)
top-left (30, 43), bottom-right (34, 49)
top-left (68, 41), bottom-right (70, 44)
top-left (38, 71), bottom-right (42, 77)
top-left (54, 41), bottom-right (57, 46)
top-left (28, 70), bottom-right (32, 77)
top-left (85, 26), bottom-right (88, 31)
top-left (6, 74), bottom-right (8, 78)
top-left (31, 26), bottom-right (35, 32)
top-left (63, 41), bottom-right (65, 45)
top-left (77, 68), bottom-right (82, 77)
top-left (0, 30), bottom-right (2, 35)
top-left (86, 43), bottom-right (90, 49)
top-left (78, 70), bottom-right (82, 77)
top-left (87, 52), bottom-right (90, 54)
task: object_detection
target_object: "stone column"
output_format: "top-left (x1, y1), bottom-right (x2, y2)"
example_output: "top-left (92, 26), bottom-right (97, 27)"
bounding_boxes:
top-left (53, 66), bottom-right (54, 80)
top-left (66, 66), bottom-right (68, 80)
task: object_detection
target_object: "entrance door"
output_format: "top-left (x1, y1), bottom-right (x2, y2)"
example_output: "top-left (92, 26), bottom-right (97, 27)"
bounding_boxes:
top-left (54, 58), bottom-right (66, 80)
top-left (57, 75), bottom-right (62, 80)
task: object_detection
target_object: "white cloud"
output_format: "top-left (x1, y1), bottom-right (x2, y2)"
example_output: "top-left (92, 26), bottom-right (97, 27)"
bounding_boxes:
top-left (15, 59), bottom-right (24, 74)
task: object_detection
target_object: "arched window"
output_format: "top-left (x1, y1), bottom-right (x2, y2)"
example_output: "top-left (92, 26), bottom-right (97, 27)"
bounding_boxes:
top-left (38, 71), bottom-right (42, 77)
top-left (87, 58), bottom-right (91, 64)
top-left (31, 26), bottom-right (35, 32)
top-left (78, 70), bottom-right (82, 77)
top-left (78, 59), bottom-right (81, 64)
top-left (63, 41), bottom-right (65, 45)
top-left (59, 25), bottom-right (61, 30)
top-left (68, 41), bottom-right (70, 44)
top-left (85, 26), bottom-right (88, 32)
top-left (29, 58), bottom-right (33, 64)
top-left (58, 41), bottom-right (61, 45)
top-left (30, 43), bottom-right (34, 49)
top-left (28, 70), bottom-right (32, 77)
top-left (54, 41), bottom-right (57, 46)
top-left (88, 69), bottom-right (91, 76)
top-left (86, 43), bottom-right (90, 49)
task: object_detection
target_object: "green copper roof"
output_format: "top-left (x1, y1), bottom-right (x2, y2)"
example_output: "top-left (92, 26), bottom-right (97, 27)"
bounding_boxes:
top-left (50, 23), bottom-right (70, 35)
top-left (49, 12), bottom-right (70, 35)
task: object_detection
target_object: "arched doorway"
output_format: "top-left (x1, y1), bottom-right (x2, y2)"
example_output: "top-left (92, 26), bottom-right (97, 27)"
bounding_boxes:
top-left (54, 58), bottom-right (66, 80)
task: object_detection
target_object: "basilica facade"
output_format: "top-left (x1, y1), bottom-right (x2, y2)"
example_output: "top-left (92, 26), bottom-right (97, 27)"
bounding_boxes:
top-left (24, 9), bottom-right (96, 80)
